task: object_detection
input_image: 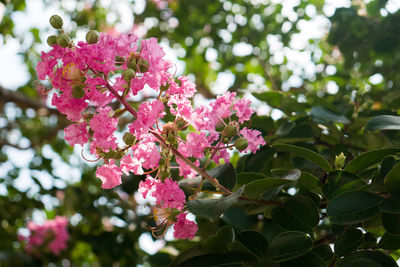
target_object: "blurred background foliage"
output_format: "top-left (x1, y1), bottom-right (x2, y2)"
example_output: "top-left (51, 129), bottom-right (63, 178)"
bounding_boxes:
top-left (2, 0), bottom-right (400, 266)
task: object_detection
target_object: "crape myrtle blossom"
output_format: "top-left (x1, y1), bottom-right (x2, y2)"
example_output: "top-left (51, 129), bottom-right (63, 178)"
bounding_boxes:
top-left (37, 20), bottom-right (265, 240)
top-left (20, 216), bottom-right (69, 256)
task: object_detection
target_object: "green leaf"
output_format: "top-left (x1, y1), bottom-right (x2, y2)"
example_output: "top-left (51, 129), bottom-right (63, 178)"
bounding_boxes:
top-left (384, 161), bottom-right (400, 194)
top-left (311, 105), bottom-right (350, 124)
top-left (382, 213), bottom-right (400, 235)
top-left (169, 246), bottom-right (204, 267)
top-left (187, 186), bottom-right (245, 221)
top-left (365, 115), bottom-right (400, 131)
top-left (312, 244), bottom-right (333, 261)
top-left (334, 228), bottom-right (363, 256)
top-left (252, 91), bottom-right (283, 107)
top-left (203, 226), bottom-right (235, 253)
top-left (174, 251), bottom-right (257, 267)
top-left (326, 191), bottom-right (385, 224)
top-left (296, 172), bottom-right (323, 194)
top-left (267, 231), bottom-right (313, 262)
top-left (237, 230), bottom-right (269, 258)
top-left (237, 172), bottom-right (269, 185)
top-left (179, 163), bottom-right (236, 192)
top-left (272, 144), bottom-right (333, 172)
top-left (379, 198), bottom-right (400, 214)
top-left (243, 178), bottom-right (292, 199)
top-left (323, 171), bottom-right (366, 200)
top-left (344, 148), bottom-right (400, 174)
top-left (336, 250), bottom-right (398, 267)
top-left (271, 195), bottom-right (319, 234)
top-left (379, 232), bottom-right (400, 250)
top-left (279, 252), bottom-right (326, 267)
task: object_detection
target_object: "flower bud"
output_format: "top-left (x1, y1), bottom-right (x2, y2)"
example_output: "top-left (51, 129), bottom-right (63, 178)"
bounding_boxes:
top-left (123, 132), bottom-right (136, 146)
top-left (222, 136), bottom-right (230, 144)
top-left (138, 59), bottom-right (150, 73)
top-left (49, 15), bottom-right (63, 29)
top-left (127, 57), bottom-right (137, 70)
top-left (72, 84), bottom-right (85, 98)
top-left (176, 117), bottom-right (188, 130)
top-left (335, 152), bottom-right (346, 170)
top-left (57, 33), bottom-right (71, 48)
top-left (222, 122), bottom-right (238, 138)
top-left (159, 169), bottom-right (170, 180)
top-left (167, 131), bottom-right (176, 143)
top-left (115, 56), bottom-right (125, 66)
top-left (47, 35), bottom-right (57, 46)
top-left (235, 137), bottom-right (248, 151)
top-left (123, 68), bottom-right (136, 83)
top-left (86, 30), bottom-right (100, 44)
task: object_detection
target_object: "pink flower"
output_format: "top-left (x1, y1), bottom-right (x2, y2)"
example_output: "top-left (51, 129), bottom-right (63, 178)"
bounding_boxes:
top-left (173, 213), bottom-right (198, 239)
top-left (233, 98), bottom-right (254, 124)
top-left (64, 122), bottom-right (89, 146)
top-left (176, 158), bottom-right (198, 179)
top-left (129, 99), bottom-right (165, 138)
top-left (138, 176), bottom-right (160, 198)
top-left (24, 216), bottom-right (69, 255)
top-left (96, 160), bottom-right (122, 189)
top-left (89, 106), bottom-right (118, 153)
top-left (153, 178), bottom-right (186, 210)
top-left (51, 92), bottom-right (88, 122)
top-left (120, 154), bottom-right (143, 175)
top-left (239, 127), bottom-right (266, 153)
top-left (178, 132), bottom-right (210, 158)
top-left (133, 139), bottom-right (161, 170)
top-left (210, 91), bottom-right (236, 121)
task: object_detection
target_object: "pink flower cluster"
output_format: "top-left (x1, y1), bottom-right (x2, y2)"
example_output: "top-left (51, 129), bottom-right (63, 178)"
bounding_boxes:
top-left (139, 177), bottom-right (197, 239)
top-left (37, 28), bottom-right (266, 239)
top-left (21, 216), bottom-right (69, 255)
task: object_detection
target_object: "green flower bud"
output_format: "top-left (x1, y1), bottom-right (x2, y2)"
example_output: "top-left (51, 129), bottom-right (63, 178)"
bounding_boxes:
top-left (176, 117), bottom-right (188, 130)
top-left (47, 35), bottom-right (58, 46)
top-left (127, 57), bottom-right (137, 70)
top-left (86, 30), bottom-right (100, 44)
top-left (122, 68), bottom-right (136, 83)
top-left (335, 152), bottom-right (346, 170)
top-left (159, 169), bottom-right (170, 180)
top-left (49, 15), bottom-right (63, 29)
top-left (57, 33), bottom-right (71, 48)
top-left (222, 122), bottom-right (238, 138)
top-left (222, 136), bottom-right (230, 144)
top-left (235, 137), bottom-right (248, 151)
top-left (167, 131), bottom-right (176, 143)
top-left (138, 59), bottom-right (150, 73)
top-left (123, 132), bottom-right (136, 146)
top-left (72, 84), bottom-right (85, 98)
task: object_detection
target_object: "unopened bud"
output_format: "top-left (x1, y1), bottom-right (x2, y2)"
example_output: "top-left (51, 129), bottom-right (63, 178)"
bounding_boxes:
top-left (335, 152), bottom-right (346, 170)
top-left (57, 33), bottom-right (71, 48)
top-left (86, 30), bottom-right (99, 44)
top-left (167, 131), bottom-right (176, 143)
top-left (159, 169), bottom-right (170, 180)
top-left (47, 35), bottom-right (57, 46)
top-left (176, 117), bottom-right (188, 130)
top-left (49, 15), bottom-right (63, 29)
top-left (115, 56), bottom-right (125, 66)
top-left (222, 122), bottom-right (238, 138)
top-left (138, 59), bottom-right (150, 73)
top-left (127, 57), bottom-right (137, 70)
top-left (123, 132), bottom-right (136, 146)
top-left (123, 68), bottom-right (135, 83)
top-left (235, 137), bottom-right (248, 151)
top-left (72, 84), bottom-right (85, 98)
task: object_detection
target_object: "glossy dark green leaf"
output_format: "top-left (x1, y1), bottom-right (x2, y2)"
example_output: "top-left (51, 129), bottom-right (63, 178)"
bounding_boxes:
top-left (169, 246), bottom-right (204, 267)
top-left (272, 144), bottom-right (333, 172)
top-left (323, 171), bottom-right (366, 200)
top-left (279, 252), bottom-right (326, 267)
top-left (203, 226), bottom-right (235, 253)
top-left (382, 213), bottom-right (400, 235)
top-left (379, 198), bottom-right (400, 214)
top-left (311, 105), bottom-right (350, 124)
top-left (379, 232), bottom-right (400, 250)
top-left (296, 172), bottom-right (323, 194)
top-left (267, 231), bottom-right (313, 262)
top-left (365, 115), bottom-right (400, 131)
top-left (243, 178), bottom-right (293, 199)
top-left (179, 163), bottom-right (236, 192)
top-left (253, 91), bottom-right (283, 107)
top-left (334, 228), bottom-right (363, 256)
top-left (174, 251), bottom-right (257, 267)
top-left (344, 148), bottom-right (400, 174)
top-left (312, 244), bottom-right (334, 261)
top-left (384, 161), bottom-right (400, 194)
top-left (187, 186), bottom-right (245, 221)
top-left (336, 250), bottom-right (398, 267)
top-left (236, 172), bottom-right (269, 185)
top-left (271, 195), bottom-right (319, 233)
top-left (237, 230), bottom-right (269, 258)
top-left (327, 191), bottom-right (385, 224)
